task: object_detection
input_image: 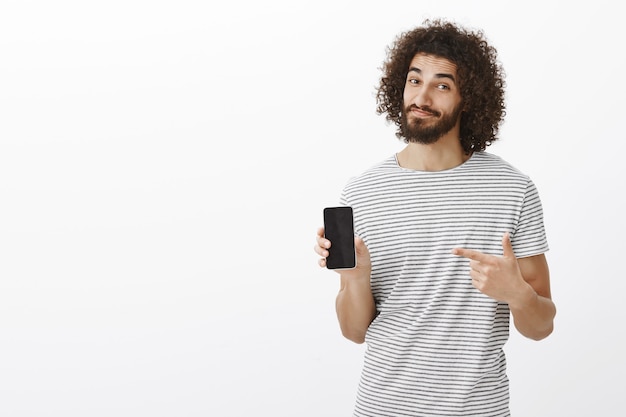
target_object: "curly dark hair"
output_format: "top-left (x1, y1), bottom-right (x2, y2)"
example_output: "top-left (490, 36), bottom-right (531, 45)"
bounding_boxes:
top-left (376, 19), bottom-right (506, 153)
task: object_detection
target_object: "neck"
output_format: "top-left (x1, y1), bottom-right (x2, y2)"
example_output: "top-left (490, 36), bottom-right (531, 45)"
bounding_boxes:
top-left (396, 134), bottom-right (471, 172)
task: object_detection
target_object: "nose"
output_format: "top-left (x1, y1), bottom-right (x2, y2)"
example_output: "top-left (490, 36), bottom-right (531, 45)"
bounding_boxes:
top-left (407, 86), bottom-right (432, 109)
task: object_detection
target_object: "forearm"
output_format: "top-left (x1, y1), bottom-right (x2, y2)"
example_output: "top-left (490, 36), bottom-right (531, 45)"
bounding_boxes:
top-left (509, 283), bottom-right (556, 341)
top-left (335, 274), bottom-right (376, 344)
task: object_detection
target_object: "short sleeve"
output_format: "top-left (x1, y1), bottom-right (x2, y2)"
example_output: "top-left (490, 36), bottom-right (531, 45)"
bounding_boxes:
top-left (512, 179), bottom-right (549, 258)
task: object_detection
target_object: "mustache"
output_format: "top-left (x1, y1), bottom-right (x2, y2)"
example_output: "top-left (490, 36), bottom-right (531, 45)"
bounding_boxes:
top-left (406, 104), bottom-right (441, 117)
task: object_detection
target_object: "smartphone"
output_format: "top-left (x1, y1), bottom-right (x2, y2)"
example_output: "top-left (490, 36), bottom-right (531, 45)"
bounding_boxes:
top-left (323, 206), bottom-right (356, 270)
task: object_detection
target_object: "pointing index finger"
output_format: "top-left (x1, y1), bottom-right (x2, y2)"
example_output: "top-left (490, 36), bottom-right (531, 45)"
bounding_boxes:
top-left (451, 247), bottom-right (489, 262)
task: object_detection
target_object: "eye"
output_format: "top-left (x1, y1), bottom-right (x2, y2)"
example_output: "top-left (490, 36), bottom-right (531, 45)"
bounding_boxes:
top-left (437, 84), bottom-right (450, 90)
top-left (407, 78), bottom-right (420, 85)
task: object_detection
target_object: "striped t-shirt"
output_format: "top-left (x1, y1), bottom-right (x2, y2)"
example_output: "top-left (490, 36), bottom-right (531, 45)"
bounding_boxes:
top-left (339, 151), bottom-right (548, 417)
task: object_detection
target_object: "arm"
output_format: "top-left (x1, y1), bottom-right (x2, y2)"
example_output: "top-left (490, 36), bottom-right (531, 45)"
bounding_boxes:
top-left (510, 253), bottom-right (555, 340)
top-left (452, 233), bottom-right (556, 341)
top-left (335, 259), bottom-right (376, 344)
top-left (315, 228), bottom-right (376, 344)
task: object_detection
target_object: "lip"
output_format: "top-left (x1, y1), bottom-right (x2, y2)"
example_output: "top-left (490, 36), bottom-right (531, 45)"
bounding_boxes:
top-left (410, 108), bottom-right (436, 118)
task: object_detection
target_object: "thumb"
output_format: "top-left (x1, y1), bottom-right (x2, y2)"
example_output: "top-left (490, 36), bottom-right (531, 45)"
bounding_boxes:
top-left (355, 236), bottom-right (366, 252)
top-left (502, 232), bottom-right (515, 258)
top-left (354, 236), bottom-right (370, 258)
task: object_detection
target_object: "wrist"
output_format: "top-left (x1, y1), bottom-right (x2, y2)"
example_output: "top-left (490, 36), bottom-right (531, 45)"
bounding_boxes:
top-left (508, 282), bottom-right (536, 311)
top-left (339, 270), bottom-right (371, 291)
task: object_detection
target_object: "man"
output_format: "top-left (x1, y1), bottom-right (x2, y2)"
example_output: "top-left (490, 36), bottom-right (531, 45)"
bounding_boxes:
top-left (314, 19), bottom-right (556, 417)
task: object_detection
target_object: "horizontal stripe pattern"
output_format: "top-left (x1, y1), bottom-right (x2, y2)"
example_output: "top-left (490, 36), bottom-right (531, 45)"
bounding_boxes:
top-left (340, 152), bottom-right (548, 417)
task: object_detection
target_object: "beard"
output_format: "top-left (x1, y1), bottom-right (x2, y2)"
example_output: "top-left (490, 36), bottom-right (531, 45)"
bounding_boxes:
top-left (400, 103), bottom-right (463, 144)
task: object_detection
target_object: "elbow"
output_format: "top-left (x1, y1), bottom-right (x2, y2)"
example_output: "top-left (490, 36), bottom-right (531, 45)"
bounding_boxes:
top-left (514, 298), bottom-right (557, 341)
top-left (340, 326), bottom-right (367, 344)
top-left (532, 304), bottom-right (557, 340)
top-left (345, 334), bottom-right (366, 344)
top-left (518, 307), bottom-right (557, 341)
top-left (527, 323), bottom-right (554, 341)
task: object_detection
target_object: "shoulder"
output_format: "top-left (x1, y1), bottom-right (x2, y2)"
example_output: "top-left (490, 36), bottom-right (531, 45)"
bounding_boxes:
top-left (467, 152), bottom-right (533, 183)
top-left (470, 152), bottom-right (525, 173)
top-left (344, 155), bottom-right (399, 187)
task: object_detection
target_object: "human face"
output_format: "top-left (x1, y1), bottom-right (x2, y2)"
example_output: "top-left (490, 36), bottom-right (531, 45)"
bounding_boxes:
top-left (401, 53), bottom-right (463, 144)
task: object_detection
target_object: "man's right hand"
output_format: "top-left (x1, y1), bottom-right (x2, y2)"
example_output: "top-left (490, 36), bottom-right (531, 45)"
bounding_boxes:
top-left (314, 227), bottom-right (371, 278)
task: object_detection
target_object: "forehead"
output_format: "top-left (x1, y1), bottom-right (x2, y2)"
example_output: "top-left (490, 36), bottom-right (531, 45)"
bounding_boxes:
top-left (408, 53), bottom-right (458, 76)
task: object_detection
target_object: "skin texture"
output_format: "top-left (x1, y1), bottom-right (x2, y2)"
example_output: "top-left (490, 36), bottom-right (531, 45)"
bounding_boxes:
top-left (314, 51), bottom-right (556, 344)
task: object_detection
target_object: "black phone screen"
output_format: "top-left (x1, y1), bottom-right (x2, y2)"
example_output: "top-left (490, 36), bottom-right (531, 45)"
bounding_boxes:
top-left (323, 206), bottom-right (356, 270)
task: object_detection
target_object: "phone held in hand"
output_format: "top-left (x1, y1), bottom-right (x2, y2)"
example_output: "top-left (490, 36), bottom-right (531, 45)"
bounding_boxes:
top-left (323, 206), bottom-right (356, 270)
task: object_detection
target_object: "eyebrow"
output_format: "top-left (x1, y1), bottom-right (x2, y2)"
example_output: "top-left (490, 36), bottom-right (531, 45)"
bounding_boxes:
top-left (408, 67), bottom-right (456, 83)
